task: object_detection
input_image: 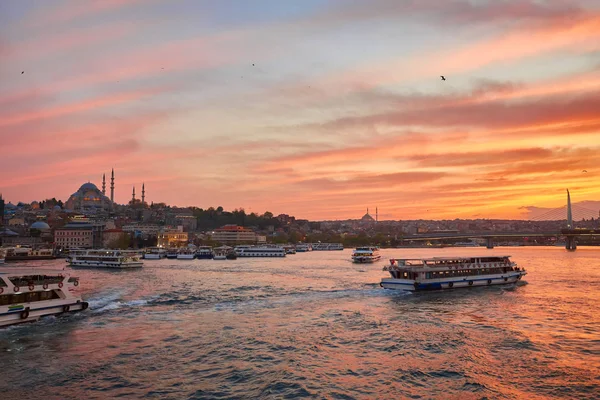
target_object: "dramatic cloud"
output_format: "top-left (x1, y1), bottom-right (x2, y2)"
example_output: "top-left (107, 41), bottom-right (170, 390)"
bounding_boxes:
top-left (1, 0), bottom-right (599, 219)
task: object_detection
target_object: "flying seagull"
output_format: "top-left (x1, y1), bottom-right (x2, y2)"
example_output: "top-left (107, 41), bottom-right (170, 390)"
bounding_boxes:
top-left (440, 75), bottom-right (445, 81)
top-left (582, 170), bottom-right (588, 173)
top-left (21, 71), bottom-right (24, 74)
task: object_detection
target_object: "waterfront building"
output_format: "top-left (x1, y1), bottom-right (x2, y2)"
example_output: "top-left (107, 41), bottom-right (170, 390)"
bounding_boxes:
top-left (210, 225), bottom-right (258, 244)
top-left (54, 220), bottom-right (105, 249)
top-left (122, 224), bottom-right (161, 236)
top-left (157, 229), bottom-right (189, 248)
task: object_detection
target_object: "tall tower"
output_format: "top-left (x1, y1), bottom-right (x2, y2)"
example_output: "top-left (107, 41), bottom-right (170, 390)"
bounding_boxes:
top-left (132, 186), bottom-right (136, 203)
top-left (376, 207), bottom-right (378, 222)
top-left (0, 193), bottom-right (4, 226)
top-left (567, 189), bottom-right (573, 229)
top-left (110, 168), bottom-right (115, 203)
top-left (141, 183), bottom-right (145, 205)
top-left (102, 173), bottom-right (106, 195)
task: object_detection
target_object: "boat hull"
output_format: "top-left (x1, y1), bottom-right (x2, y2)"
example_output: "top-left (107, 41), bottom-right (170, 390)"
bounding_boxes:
top-left (0, 300), bottom-right (88, 327)
top-left (176, 254), bottom-right (195, 260)
top-left (69, 260), bottom-right (143, 268)
top-left (195, 254), bottom-right (213, 259)
top-left (352, 256), bottom-right (381, 263)
top-left (381, 272), bottom-right (526, 291)
top-left (213, 255), bottom-right (227, 260)
top-left (143, 254), bottom-right (163, 260)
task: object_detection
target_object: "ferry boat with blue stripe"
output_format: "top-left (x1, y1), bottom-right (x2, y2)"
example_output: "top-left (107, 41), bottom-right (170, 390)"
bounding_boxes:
top-left (0, 269), bottom-right (88, 327)
top-left (380, 256), bottom-right (526, 291)
top-left (352, 247), bottom-right (381, 263)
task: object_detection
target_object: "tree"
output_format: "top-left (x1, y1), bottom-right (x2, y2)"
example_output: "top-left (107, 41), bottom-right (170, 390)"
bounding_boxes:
top-left (263, 211), bottom-right (273, 219)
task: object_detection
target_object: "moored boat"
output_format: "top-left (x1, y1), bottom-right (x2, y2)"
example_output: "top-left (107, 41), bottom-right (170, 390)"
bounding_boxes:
top-left (176, 248), bottom-right (195, 260)
top-left (4, 246), bottom-right (55, 261)
top-left (380, 255), bottom-right (526, 291)
top-left (0, 269), bottom-right (88, 327)
top-left (68, 249), bottom-right (143, 269)
top-left (352, 247), bottom-right (381, 263)
top-left (0, 248), bottom-right (5, 265)
top-left (235, 245), bottom-right (286, 257)
top-left (213, 245), bottom-right (232, 260)
top-left (166, 248), bottom-right (179, 259)
top-left (295, 244), bottom-right (312, 252)
top-left (195, 246), bottom-right (214, 259)
top-left (143, 247), bottom-right (166, 259)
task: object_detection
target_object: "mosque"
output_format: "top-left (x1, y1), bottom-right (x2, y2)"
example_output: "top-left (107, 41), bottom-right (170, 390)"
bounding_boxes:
top-left (65, 170), bottom-right (147, 212)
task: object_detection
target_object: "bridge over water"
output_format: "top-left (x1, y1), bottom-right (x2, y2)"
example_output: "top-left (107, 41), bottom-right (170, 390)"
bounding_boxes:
top-left (401, 190), bottom-right (599, 250)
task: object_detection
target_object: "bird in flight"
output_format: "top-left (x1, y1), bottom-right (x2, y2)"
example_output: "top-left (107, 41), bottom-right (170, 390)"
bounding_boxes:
top-left (582, 170), bottom-right (588, 173)
top-left (21, 71), bottom-right (24, 74)
top-left (440, 75), bottom-right (446, 81)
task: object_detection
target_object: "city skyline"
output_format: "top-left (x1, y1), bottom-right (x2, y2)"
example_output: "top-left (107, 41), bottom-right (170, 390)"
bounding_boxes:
top-left (2, 0), bottom-right (600, 220)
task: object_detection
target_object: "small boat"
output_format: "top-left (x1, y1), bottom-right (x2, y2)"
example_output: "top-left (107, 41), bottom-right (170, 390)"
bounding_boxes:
top-left (166, 248), bottom-right (179, 259)
top-left (0, 248), bottom-right (5, 265)
top-left (68, 249), bottom-right (143, 269)
top-left (380, 255), bottom-right (527, 291)
top-left (195, 246), bottom-right (214, 259)
top-left (226, 252), bottom-right (237, 260)
top-left (351, 247), bottom-right (381, 263)
top-left (176, 248), bottom-right (195, 260)
top-left (4, 246), bottom-right (55, 261)
top-left (0, 269), bottom-right (88, 327)
top-left (235, 245), bottom-right (286, 257)
top-left (311, 243), bottom-right (344, 251)
top-left (143, 247), bottom-right (166, 259)
top-left (283, 245), bottom-right (296, 255)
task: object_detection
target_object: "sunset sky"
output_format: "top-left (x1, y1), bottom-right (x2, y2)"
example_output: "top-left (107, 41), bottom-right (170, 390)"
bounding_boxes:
top-left (1, 0), bottom-right (600, 220)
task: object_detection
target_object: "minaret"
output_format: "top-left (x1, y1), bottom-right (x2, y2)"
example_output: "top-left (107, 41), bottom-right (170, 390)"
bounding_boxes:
top-left (367, 207), bottom-right (369, 215)
top-left (132, 186), bottom-right (136, 203)
top-left (110, 168), bottom-right (115, 203)
top-left (376, 207), bottom-right (378, 222)
top-left (141, 183), bottom-right (145, 205)
top-left (102, 173), bottom-right (106, 195)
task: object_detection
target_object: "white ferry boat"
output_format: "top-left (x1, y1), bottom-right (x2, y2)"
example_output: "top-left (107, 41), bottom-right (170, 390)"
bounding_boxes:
top-left (283, 245), bottom-right (296, 255)
top-left (0, 270), bottom-right (88, 327)
top-left (381, 256), bottom-right (526, 291)
top-left (235, 246), bottom-right (286, 258)
top-left (352, 247), bottom-right (381, 263)
top-left (295, 244), bottom-right (312, 252)
top-left (312, 243), bottom-right (344, 251)
top-left (177, 248), bottom-right (195, 260)
top-left (143, 247), bottom-right (166, 259)
top-left (68, 249), bottom-right (143, 269)
top-left (4, 246), bottom-right (55, 261)
top-left (0, 248), bottom-right (5, 265)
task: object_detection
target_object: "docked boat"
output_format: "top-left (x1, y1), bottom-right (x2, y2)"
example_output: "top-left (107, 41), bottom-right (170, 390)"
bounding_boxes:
top-left (68, 249), bottom-right (143, 269)
top-left (213, 246), bottom-right (232, 260)
top-left (312, 243), bottom-right (344, 251)
top-left (283, 245), bottom-right (296, 255)
top-left (352, 247), bottom-right (381, 263)
top-left (0, 248), bottom-right (5, 265)
top-left (235, 246), bottom-right (286, 257)
top-left (166, 248), bottom-right (179, 259)
top-left (4, 246), bottom-right (55, 261)
top-left (195, 246), bottom-right (214, 259)
top-left (295, 244), bottom-right (312, 252)
top-left (176, 248), bottom-right (195, 260)
top-left (380, 255), bottom-right (527, 291)
top-left (143, 247), bottom-right (166, 259)
top-left (0, 270), bottom-right (88, 327)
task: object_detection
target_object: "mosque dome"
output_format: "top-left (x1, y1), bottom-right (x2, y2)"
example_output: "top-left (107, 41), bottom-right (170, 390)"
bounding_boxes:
top-left (53, 205), bottom-right (62, 211)
top-left (30, 221), bottom-right (51, 230)
top-left (79, 182), bottom-right (99, 191)
top-left (361, 213), bottom-right (375, 221)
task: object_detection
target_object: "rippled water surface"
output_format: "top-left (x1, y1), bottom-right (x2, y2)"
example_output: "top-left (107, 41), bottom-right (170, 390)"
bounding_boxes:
top-left (1, 247), bottom-right (599, 399)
